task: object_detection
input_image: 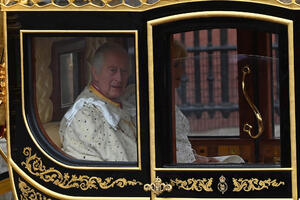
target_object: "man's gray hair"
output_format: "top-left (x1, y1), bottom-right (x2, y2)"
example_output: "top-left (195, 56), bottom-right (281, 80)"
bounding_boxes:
top-left (91, 42), bottom-right (128, 72)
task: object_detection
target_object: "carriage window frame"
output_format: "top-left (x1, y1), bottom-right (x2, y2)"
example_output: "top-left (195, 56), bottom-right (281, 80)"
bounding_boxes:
top-left (20, 30), bottom-right (142, 170)
top-left (147, 11), bottom-right (296, 170)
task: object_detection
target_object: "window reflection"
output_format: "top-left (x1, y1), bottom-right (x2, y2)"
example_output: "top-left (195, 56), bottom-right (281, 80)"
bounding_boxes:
top-left (171, 30), bottom-right (281, 164)
top-left (34, 36), bottom-right (138, 163)
top-left (60, 53), bottom-right (75, 108)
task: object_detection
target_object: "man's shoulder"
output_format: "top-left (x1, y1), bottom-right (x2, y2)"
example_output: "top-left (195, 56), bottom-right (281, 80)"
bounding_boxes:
top-left (75, 86), bottom-right (95, 100)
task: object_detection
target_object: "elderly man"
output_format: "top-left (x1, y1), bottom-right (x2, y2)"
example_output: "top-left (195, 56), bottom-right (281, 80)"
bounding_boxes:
top-left (59, 42), bottom-right (137, 162)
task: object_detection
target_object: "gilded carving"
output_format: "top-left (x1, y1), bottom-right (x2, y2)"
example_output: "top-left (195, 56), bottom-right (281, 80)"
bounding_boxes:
top-left (1, 0), bottom-right (159, 7)
top-left (232, 177), bottom-right (285, 192)
top-left (21, 147), bottom-right (142, 190)
top-left (144, 177), bottom-right (172, 195)
top-left (1, 0), bottom-right (300, 10)
top-left (18, 178), bottom-right (51, 200)
top-left (170, 178), bottom-right (213, 192)
top-left (217, 175), bottom-right (227, 194)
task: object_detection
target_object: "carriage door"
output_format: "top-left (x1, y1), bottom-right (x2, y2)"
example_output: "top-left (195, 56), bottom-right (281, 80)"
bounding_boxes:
top-left (146, 11), bottom-right (297, 199)
top-left (3, 10), bottom-right (151, 199)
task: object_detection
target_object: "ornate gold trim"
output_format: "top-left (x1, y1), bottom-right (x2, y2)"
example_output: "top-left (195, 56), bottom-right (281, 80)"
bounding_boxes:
top-left (2, 0), bottom-right (300, 11)
top-left (21, 147), bottom-right (142, 190)
top-left (144, 177), bottom-right (172, 195)
top-left (18, 178), bottom-right (52, 200)
top-left (170, 178), bottom-right (213, 192)
top-left (20, 30), bottom-right (142, 171)
top-left (11, 159), bottom-right (150, 200)
top-left (287, 18), bottom-right (298, 200)
top-left (232, 177), bottom-right (285, 192)
top-left (217, 175), bottom-right (227, 194)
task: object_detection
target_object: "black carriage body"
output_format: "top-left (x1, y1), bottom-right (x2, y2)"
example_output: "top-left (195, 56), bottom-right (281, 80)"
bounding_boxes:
top-left (3, 1), bottom-right (300, 199)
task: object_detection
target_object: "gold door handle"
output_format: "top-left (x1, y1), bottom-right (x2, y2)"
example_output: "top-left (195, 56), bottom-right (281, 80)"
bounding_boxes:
top-left (241, 66), bottom-right (264, 139)
top-left (144, 177), bottom-right (172, 195)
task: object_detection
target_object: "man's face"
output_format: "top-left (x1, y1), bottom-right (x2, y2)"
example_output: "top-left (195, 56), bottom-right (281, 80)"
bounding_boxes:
top-left (92, 51), bottom-right (130, 100)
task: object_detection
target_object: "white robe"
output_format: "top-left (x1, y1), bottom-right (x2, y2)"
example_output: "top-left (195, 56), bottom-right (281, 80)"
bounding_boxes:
top-left (121, 84), bottom-right (196, 163)
top-left (59, 86), bottom-right (137, 161)
top-left (175, 106), bottom-right (196, 163)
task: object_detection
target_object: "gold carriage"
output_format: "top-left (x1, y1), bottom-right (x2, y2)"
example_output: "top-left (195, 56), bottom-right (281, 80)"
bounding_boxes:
top-left (0, 0), bottom-right (299, 199)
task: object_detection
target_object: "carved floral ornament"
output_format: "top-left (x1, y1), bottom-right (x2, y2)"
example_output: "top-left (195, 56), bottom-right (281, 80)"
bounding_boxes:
top-left (1, 0), bottom-right (300, 10)
top-left (170, 178), bottom-right (213, 192)
top-left (18, 178), bottom-right (52, 200)
top-left (20, 147), bottom-right (286, 194)
top-left (232, 177), bottom-right (285, 192)
top-left (21, 147), bottom-right (142, 191)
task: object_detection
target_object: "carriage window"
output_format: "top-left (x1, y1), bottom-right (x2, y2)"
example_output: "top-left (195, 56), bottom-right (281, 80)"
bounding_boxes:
top-left (171, 29), bottom-right (281, 164)
top-left (31, 35), bottom-right (139, 164)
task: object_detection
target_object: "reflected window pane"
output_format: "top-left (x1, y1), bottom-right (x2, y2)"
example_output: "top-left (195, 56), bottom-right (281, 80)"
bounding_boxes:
top-left (34, 36), bottom-right (138, 164)
top-left (60, 53), bottom-right (75, 108)
top-left (171, 30), bottom-right (281, 165)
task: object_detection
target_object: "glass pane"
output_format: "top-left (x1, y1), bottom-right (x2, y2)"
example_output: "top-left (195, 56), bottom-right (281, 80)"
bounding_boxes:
top-left (171, 30), bottom-right (281, 165)
top-left (272, 34), bottom-right (280, 139)
top-left (33, 36), bottom-right (138, 164)
top-left (176, 54), bottom-right (239, 138)
top-left (60, 53), bottom-right (75, 108)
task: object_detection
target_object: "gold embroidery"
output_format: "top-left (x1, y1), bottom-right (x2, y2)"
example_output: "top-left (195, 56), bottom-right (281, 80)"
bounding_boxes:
top-left (21, 147), bottom-right (142, 190)
top-left (232, 178), bottom-right (285, 192)
top-left (18, 178), bottom-right (52, 200)
top-left (170, 178), bottom-right (213, 192)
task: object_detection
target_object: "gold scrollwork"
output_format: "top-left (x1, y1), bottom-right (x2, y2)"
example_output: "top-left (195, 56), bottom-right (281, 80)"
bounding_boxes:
top-left (21, 147), bottom-right (142, 190)
top-left (18, 178), bottom-right (52, 200)
top-left (232, 177), bottom-right (285, 192)
top-left (170, 178), bottom-right (213, 192)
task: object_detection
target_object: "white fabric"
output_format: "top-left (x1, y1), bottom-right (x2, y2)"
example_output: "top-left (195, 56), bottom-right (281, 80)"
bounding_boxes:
top-left (64, 97), bottom-right (120, 130)
top-left (121, 84), bottom-right (196, 163)
top-left (0, 138), bottom-right (8, 174)
top-left (175, 106), bottom-right (196, 163)
top-left (59, 87), bottom-right (137, 161)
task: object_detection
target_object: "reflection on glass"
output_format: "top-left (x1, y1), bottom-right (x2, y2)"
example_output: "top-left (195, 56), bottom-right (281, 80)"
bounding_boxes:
top-left (60, 53), bottom-right (75, 108)
top-left (272, 34), bottom-right (280, 139)
top-left (34, 37), bottom-right (138, 164)
top-left (171, 30), bottom-right (281, 165)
